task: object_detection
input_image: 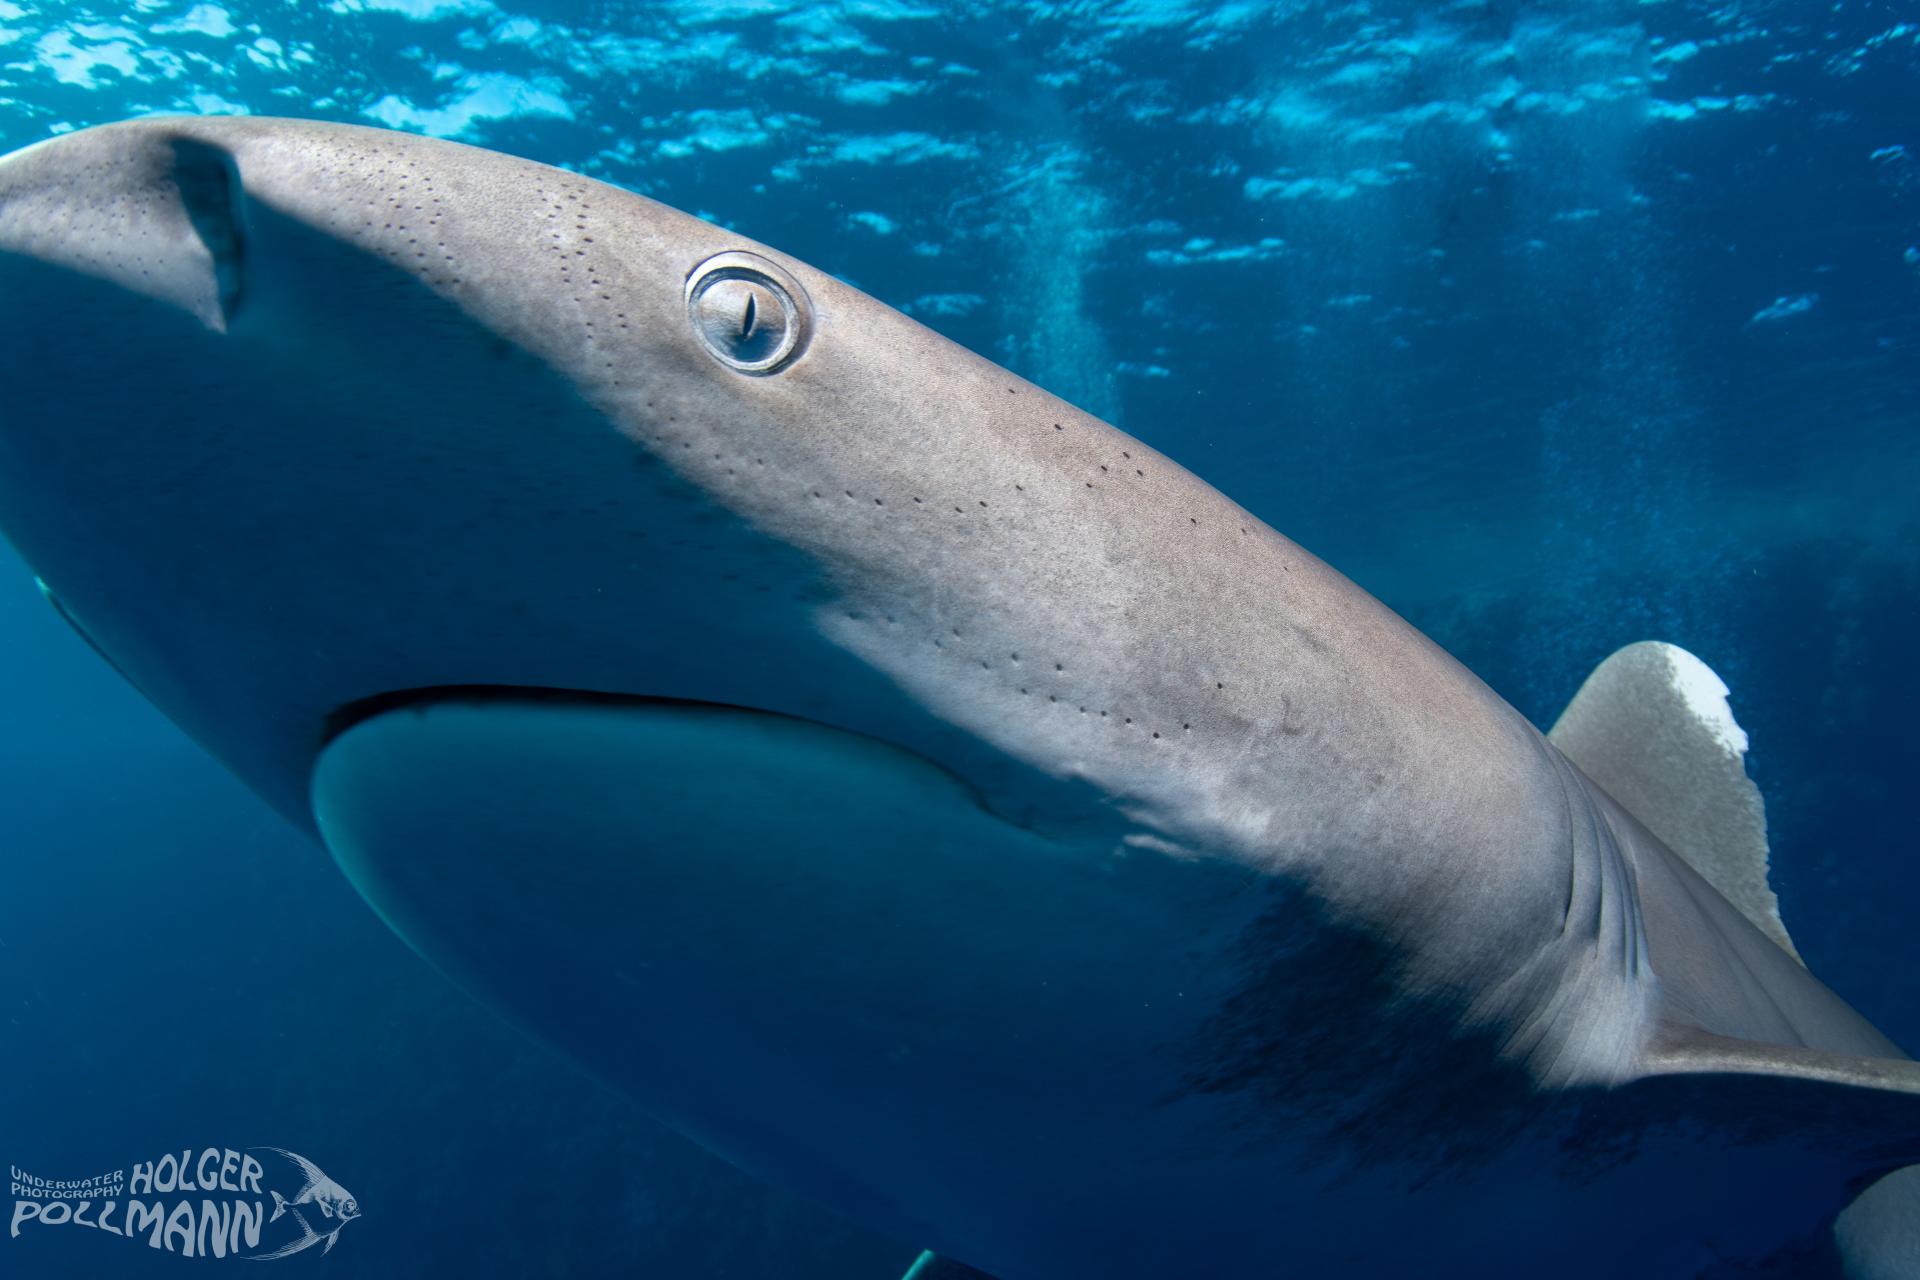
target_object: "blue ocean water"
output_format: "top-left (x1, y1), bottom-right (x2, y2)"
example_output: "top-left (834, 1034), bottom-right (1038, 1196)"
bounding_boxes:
top-left (0, 1), bottom-right (1916, 1275)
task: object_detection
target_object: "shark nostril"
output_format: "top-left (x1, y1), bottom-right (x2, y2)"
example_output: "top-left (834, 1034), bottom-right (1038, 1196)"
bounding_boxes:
top-left (685, 251), bottom-right (811, 375)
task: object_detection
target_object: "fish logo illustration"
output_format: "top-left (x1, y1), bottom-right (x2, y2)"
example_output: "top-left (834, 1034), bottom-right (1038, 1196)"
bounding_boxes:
top-left (10, 1145), bottom-right (362, 1262)
top-left (248, 1149), bottom-right (359, 1260)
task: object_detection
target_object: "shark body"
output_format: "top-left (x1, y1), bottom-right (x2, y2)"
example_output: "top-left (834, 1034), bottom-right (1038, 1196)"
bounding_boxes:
top-left (0, 118), bottom-right (1915, 1279)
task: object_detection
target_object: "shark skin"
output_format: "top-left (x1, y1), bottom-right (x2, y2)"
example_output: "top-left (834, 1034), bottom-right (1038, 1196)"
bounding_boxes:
top-left (0, 118), bottom-right (1915, 1279)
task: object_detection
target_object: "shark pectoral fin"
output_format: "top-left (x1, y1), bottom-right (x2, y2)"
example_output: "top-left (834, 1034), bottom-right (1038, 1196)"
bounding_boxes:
top-left (1836, 1167), bottom-right (1920, 1280)
top-left (1637, 1022), bottom-right (1920, 1161)
top-left (1548, 641), bottom-right (1797, 961)
top-left (902, 1250), bottom-right (999, 1280)
top-left (1633, 1022), bottom-right (1920, 1276)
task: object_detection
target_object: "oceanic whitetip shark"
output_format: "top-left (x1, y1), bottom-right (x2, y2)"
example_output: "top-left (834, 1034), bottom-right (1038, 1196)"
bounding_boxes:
top-left (0, 118), bottom-right (1915, 1280)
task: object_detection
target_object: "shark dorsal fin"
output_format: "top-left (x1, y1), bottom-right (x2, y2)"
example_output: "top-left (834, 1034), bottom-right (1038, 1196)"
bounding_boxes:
top-left (1548, 641), bottom-right (1798, 962)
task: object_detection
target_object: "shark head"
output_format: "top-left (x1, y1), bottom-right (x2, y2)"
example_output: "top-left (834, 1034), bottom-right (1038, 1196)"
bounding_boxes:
top-left (0, 115), bottom-right (1578, 894)
top-left (0, 116), bottom-right (1142, 832)
top-left (0, 118), bottom-right (1724, 1276)
top-left (0, 118), bottom-right (1366, 841)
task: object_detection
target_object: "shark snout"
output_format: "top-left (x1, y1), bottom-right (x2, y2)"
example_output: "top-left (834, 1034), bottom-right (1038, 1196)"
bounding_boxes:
top-left (0, 123), bottom-right (242, 331)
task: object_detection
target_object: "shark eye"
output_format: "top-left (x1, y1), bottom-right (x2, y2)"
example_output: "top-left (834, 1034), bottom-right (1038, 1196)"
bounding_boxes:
top-left (685, 251), bottom-right (811, 375)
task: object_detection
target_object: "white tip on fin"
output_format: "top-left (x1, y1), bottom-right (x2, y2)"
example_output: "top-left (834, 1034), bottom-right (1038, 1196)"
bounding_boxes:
top-left (903, 1251), bottom-right (999, 1280)
top-left (1548, 641), bottom-right (1799, 963)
